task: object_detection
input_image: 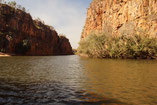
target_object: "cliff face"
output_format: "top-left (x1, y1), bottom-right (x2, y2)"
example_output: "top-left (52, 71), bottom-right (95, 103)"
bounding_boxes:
top-left (82, 0), bottom-right (157, 39)
top-left (0, 4), bottom-right (73, 55)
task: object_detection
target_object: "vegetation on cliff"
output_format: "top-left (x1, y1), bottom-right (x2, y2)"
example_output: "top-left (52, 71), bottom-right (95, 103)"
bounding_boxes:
top-left (0, 0), bottom-right (26, 12)
top-left (78, 31), bottom-right (157, 59)
top-left (0, 1), bottom-right (73, 55)
top-left (79, 0), bottom-right (157, 59)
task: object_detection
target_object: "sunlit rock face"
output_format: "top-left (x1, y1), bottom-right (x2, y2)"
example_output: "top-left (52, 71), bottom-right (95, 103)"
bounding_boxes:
top-left (0, 4), bottom-right (73, 55)
top-left (81, 0), bottom-right (157, 39)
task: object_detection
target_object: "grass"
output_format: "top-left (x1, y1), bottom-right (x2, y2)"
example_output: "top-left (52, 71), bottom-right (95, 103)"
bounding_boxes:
top-left (77, 31), bottom-right (157, 59)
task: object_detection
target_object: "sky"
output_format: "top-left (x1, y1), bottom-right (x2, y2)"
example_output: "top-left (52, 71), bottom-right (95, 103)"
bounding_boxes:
top-left (14, 0), bottom-right (92, 48)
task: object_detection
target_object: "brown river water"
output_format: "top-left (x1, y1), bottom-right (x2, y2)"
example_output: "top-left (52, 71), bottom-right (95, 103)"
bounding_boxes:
top-left (0, 55), bottom-right (157, 105)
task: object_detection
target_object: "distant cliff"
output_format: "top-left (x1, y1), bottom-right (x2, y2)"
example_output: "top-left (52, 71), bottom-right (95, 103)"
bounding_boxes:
top-left (0, 4), bottom-right (73, 56)
top-left (82, 0), bottom-right (157, 39)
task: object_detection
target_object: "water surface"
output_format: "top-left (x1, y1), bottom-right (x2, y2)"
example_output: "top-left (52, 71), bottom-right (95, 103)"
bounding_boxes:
top-left (0, 55), bottom-right (157, 105)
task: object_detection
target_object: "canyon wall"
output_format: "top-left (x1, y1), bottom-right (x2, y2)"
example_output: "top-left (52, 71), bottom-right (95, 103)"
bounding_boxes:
top-left (82, 0), bottom-right (157, 39)
top-left (0, 4), bottom-right (73, 55)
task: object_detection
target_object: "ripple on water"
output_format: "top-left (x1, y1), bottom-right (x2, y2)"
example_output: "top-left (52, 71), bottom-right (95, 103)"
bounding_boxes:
top-left (0, 81), bottom-right (128, 105)
top-left (0, 56), bottom-right (157, 105)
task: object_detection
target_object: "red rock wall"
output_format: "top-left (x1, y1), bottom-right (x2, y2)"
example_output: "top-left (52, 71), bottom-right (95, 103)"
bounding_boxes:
top-left (82, 0), bottom-right (157, 39)
top-left (0, 4), bottom-right (73, 55)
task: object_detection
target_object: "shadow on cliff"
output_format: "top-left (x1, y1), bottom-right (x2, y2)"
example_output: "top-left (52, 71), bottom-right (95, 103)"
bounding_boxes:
top-left (0, 3), bottom-right (73, 56)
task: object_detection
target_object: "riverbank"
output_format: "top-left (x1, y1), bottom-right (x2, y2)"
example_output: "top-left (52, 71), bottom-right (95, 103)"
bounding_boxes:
top-left (0, 52), bottom-right (11, 57)
top-left (77, 53), bottom-right (89, 58)
top-left (78, 32), bottom-right (157, 59)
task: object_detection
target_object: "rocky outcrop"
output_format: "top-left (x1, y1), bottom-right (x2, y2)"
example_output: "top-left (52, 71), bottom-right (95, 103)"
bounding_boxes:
top-left (82, 0), bottom-right (157, 39)
top-left (0, 4), bottom-right (73, 55)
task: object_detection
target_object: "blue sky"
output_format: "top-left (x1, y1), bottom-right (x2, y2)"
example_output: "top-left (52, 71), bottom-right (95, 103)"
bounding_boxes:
top-left (14, 0), bottom-right (92, 48)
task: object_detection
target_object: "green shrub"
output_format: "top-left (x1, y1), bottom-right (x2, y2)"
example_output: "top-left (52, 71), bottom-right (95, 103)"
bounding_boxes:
top-left (1, 0), bottom-right (26, 12)
top-left (0, 31), bottom-right (4, 35)
top-left (15, 39), bottom-right (31, 54)
top-left (1, 48), bottom-right (6, 53)
top-left (78, 31), bottom-right (157, 59)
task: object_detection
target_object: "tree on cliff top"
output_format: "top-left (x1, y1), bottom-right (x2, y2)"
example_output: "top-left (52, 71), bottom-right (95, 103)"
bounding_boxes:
top-left (0, 0), bottom-right (26, 12)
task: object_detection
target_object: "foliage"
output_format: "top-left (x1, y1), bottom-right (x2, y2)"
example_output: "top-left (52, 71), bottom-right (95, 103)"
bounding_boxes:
top-left (0, 31), bottom-right (4, 35)
top-left (59, 34), bottom-right (67, 38)
top-left (0, 0), bottom-right (27, 12)
top-left (0, 48), bottom-right (6, 53)
top-left (72, 49), bottom-right (77, 54)
top-left (34, 17), bottom-right (56, 31)
top-left (93, 0), bottom-right (105, 2)
top-left (7, 1), bottom-right (16, 8)
top-left (23, 39), bottom-right (29, 46)
top-left (48, 25), bottom-right (55, 31)
top-left (15, 39), bottom-right (31, 54)
top-left (34, 17), bottom-right (45, 25)
top-left (78, 31), bottom-right (157, 59)
top-left (34, 17), bottom-right (46, 29)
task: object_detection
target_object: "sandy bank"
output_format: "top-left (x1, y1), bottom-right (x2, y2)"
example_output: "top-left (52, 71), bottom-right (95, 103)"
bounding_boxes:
top-left (0, 52), bottom-right (11, 57)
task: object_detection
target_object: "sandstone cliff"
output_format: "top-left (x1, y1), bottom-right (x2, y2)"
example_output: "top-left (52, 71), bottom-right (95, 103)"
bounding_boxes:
top-left (0, 4), bottom-right (73, 56)
top-left (82, 0), bottom-right (157, 39)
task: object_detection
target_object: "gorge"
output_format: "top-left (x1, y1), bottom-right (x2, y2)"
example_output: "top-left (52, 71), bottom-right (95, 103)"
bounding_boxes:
top-left (1, 1), bottom-right (157, 105)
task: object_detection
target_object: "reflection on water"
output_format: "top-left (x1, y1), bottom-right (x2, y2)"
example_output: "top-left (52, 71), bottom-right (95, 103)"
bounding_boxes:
top-left (0, 55), bottom-right (157, 105)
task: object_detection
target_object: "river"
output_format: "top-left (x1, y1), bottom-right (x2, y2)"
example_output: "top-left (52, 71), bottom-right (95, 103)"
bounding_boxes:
top-left (0, 55), bottom-right (157, 105)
